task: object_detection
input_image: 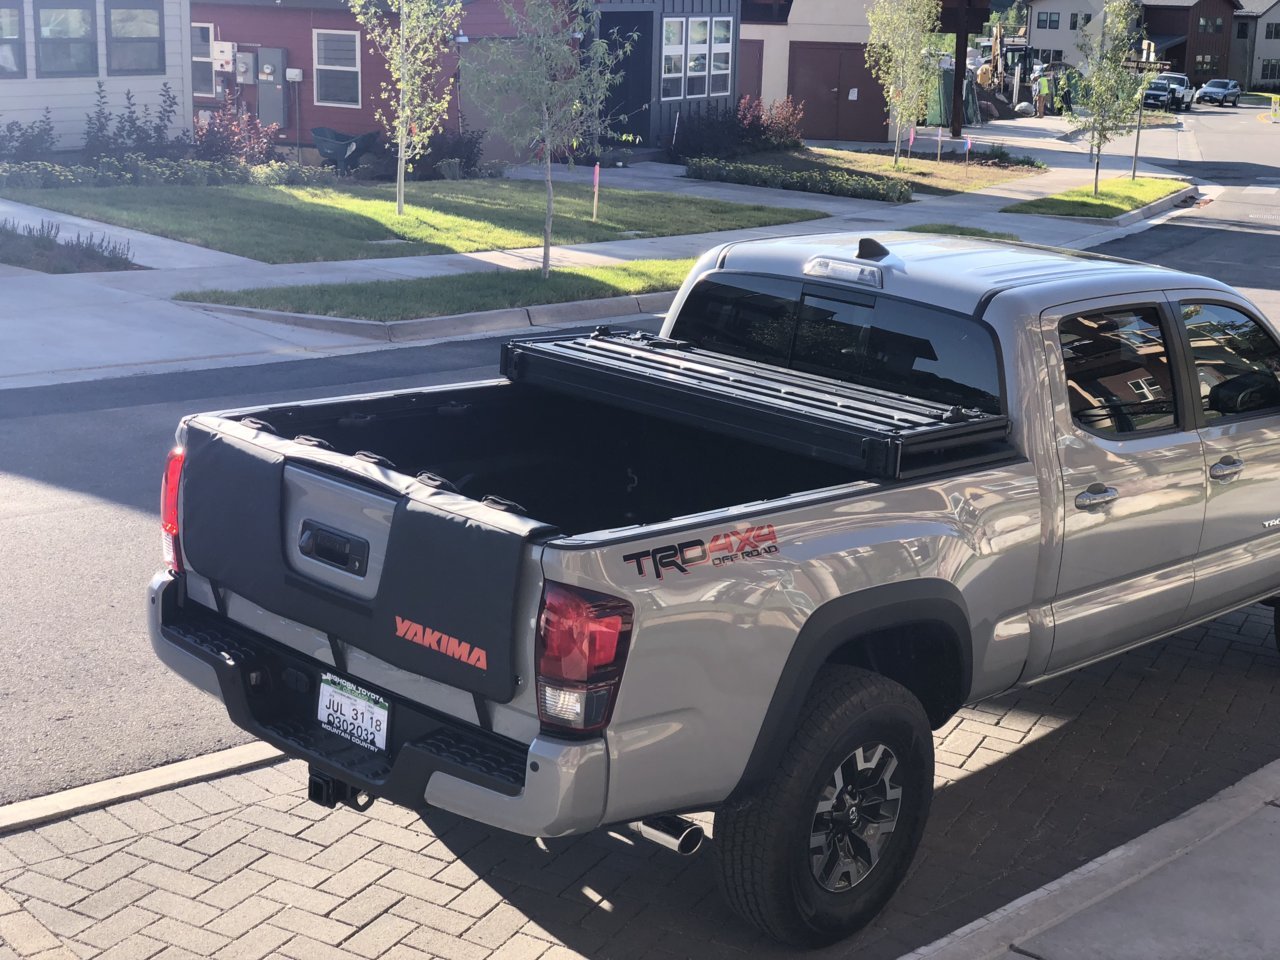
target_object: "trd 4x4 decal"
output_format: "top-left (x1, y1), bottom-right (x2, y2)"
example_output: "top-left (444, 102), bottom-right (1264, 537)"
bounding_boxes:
top-left (623, 524), bottom-right (779, 579)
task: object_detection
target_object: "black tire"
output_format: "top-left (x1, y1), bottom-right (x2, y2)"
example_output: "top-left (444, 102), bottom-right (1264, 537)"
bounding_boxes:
top-left (714, 667), bottom-right (934, 947)
top-left (1233, 96), bottom-right (1240, 107)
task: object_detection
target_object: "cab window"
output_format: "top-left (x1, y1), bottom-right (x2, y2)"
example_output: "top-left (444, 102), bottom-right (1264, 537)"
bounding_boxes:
top-left (1059, 306), bottom-right (1178, 436)
top-left (1182, 302), bottom-right (1280, 420)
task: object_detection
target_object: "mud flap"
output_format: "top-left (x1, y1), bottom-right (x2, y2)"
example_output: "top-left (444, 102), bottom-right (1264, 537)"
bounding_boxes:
top-left (180, 421), bottom-right (536, 703)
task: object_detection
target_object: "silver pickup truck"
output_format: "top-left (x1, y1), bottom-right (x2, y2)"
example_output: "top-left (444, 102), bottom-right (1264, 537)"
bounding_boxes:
top-left (149, 233), bottom-right (1280, 945)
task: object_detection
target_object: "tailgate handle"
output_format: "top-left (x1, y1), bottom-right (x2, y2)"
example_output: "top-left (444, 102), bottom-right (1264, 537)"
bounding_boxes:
top-left (299, 520), bottom-right (370, 576)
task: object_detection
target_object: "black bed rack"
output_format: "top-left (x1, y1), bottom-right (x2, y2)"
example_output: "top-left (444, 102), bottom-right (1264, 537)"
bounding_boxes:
top-left (500, 330), bottom-right (1014, 482)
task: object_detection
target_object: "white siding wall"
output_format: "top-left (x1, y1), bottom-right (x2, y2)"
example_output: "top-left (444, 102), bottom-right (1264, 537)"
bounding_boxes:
top-left (0, 0), bottom-right (192, 150)
top-left (740, 0), bottom-right (873, 104)
top-left (1254, 10), bottom-right (1280, 84)
top-left (1026, 0), bottom-right (1103, 67)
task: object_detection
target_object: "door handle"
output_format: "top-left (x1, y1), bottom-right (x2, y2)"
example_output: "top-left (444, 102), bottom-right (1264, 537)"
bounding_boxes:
top-left (1074, 483), bottom-right (1119, 510)
top-left (1209, 456), bottom-right (1245, 482)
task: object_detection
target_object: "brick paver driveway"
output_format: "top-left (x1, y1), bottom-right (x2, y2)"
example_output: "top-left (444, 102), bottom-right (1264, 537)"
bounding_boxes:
top-left (1, 604), bottom-right (1276, 960)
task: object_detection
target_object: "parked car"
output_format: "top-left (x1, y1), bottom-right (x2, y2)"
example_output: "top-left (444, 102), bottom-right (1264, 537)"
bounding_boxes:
top-left (1196, 78), bottom-right (1242, 106)
top-left (1157, 72), bottom-right (1195, 111)
top-left (1143, 79), bottom-right (1174, 110)
top-left (149, 234), bottom-right (1280, 946)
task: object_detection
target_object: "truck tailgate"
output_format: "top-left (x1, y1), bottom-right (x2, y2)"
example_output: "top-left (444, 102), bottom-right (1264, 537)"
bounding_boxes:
top-left (179, 418), bottom-right (550, 703)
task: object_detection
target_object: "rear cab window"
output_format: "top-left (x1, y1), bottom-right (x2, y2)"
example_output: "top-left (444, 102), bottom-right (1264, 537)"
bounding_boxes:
top-left (668, 274), bottom-right (1004, 415)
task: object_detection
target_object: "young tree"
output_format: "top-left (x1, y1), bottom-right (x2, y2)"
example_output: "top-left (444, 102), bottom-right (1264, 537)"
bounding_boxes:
top-left (347, 0), bottom-right (463, 215)
top-left (865, 0), bottom-right (942, 168)
top-left (1065, 0), bottom-right (1150, 195)
top-left (468, 0), bottom-right (634, 278)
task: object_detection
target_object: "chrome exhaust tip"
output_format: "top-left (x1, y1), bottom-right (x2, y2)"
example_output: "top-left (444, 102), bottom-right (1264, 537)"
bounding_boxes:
top-left (629, 815), bottom-right (704, 856)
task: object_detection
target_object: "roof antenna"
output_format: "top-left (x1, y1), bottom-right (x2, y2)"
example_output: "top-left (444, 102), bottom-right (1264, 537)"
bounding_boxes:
top-left (857, 238), bottom-right (891, 262)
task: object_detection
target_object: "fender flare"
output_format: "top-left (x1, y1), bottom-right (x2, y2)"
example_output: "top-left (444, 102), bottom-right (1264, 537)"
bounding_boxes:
top-left (727, 580), bottom-right (972, 802)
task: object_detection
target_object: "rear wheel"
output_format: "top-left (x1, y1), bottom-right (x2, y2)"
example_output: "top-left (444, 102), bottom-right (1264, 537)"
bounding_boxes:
top-left (714, 667), bottom-right (933, 947)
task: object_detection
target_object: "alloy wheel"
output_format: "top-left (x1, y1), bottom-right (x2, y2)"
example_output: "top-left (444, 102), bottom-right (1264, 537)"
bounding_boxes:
top-left (808, 743), bottom-right (903, 893)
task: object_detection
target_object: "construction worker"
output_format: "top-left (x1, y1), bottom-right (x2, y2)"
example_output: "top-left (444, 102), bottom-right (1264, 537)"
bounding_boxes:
top-left (1036, 73), bottom-right (1051, 118)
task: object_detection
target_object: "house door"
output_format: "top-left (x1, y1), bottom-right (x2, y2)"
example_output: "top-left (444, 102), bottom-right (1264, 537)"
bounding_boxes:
top-left (601, 12), bottom-right (652, 143)
top-left (787, 42), bottom-right (883, 141)
top-left (739, 39), bottom-right (763, 100)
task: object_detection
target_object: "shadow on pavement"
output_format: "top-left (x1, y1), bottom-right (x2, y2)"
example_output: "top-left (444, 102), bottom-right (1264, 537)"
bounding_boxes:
top-left (422, 606), bottom-right (1280, 959)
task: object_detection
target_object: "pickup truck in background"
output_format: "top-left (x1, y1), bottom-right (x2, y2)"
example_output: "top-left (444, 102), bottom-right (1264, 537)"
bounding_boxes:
top-left (149, 234), bottom-right (1280, 946)
top-left (1157, 72), bottom-right (1196, 111)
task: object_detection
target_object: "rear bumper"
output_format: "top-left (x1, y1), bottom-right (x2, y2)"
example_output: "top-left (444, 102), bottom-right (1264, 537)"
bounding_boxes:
top-left (147, 571), bottom-right (607, 837)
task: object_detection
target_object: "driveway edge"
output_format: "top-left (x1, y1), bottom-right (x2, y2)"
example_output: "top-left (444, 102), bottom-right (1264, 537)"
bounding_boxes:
top-left (0, 742), bottom-right (283, 836)
top-left (899, 757), bottom-right (1280, 960)
top-left (187, 291), bottom-right (678, 343)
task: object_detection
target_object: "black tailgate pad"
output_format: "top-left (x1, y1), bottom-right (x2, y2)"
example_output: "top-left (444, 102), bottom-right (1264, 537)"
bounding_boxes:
top-left (180, 420), bottom-right (542, 703)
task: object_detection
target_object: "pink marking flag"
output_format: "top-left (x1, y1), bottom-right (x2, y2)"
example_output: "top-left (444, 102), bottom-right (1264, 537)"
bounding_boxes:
top-left (908, 127), bottom-right (915, 148)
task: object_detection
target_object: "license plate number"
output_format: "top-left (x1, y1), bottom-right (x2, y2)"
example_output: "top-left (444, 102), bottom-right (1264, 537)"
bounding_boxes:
top-left (317, 674), bottom-right (388, 752)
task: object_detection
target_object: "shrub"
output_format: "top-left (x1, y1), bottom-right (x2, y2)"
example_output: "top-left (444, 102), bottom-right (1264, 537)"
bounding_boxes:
top-left (0, 156), bottom-right (336, 189)
top-left (194, 102), bottom-right (282, 164)
top-left (0, 217), bottom-right (135, 272)
top-left (82, 82), bottom-right (188, 161)
top-left (669, 97), bottom-right (805, 161)
top-left (0, 110), bottom-right (60, 163)
top-left (411, 126), bottom-right (485, 180)
top-left (685, 157), bottom-right (912, 203)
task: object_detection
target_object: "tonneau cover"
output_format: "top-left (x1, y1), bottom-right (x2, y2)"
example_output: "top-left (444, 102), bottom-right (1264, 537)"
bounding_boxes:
top-left (502, 331), bottom-right (1013, 480)
top-left (180, 418), bottom-right (550, 703)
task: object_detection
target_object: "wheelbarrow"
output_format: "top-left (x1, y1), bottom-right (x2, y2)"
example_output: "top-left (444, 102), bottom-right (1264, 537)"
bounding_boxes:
top-left (311, 128), bottom-right (380, 174)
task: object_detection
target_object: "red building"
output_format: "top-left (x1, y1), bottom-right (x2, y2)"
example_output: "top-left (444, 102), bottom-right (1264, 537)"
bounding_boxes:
top-left (189, 0), bottom-right (746, 158)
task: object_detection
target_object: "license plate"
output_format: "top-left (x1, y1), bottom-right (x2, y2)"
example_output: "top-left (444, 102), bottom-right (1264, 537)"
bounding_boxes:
top-left (317, 674), bottom-right (389, 752)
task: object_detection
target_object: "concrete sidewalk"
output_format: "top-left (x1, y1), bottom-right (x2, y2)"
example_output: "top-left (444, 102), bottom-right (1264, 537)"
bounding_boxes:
top-left (907, 758), bottom-right (1280, 960)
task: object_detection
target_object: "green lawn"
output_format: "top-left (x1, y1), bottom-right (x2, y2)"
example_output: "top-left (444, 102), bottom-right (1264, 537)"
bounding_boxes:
top-left (1002, 177), bottom-right (1188, 219)
top-left (0, 181), bottom-right (823, 264)
top-left (179, 259), bottom-right (695, 322)
top-left (737, 146), bottom-right (1044, 196)
top-left (903, 223), bottom-right (1021, 241)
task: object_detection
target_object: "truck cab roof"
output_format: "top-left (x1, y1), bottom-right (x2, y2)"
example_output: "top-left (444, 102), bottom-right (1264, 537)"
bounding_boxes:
top-left (713, 231), bottom-right (1216, 318)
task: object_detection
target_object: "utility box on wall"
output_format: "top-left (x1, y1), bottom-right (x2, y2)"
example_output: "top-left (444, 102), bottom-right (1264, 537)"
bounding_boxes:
top-left (235, 50), bottom-right (257, 85)
top-left (257, 48), bottom-right (288, 128)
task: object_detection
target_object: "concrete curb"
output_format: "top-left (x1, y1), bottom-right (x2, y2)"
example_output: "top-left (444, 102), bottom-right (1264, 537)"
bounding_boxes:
top-left (1007, 182), bottom-right (1199, 227)
top-left (186, 291), bottom-right (678, 343)
top-left (899, 757), bottom-right (1280, 960)
top-left (0, 742), bottom-right (283, 836)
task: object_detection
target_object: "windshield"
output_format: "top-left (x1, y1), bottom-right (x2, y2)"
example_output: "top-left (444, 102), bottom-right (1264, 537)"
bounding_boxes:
top-left (1207, 80), bottom-right (1228, 88)
top-left (670, 275), bottom-right (1004, 414)
top-left (1148, 81), bottom-right (1168, 90)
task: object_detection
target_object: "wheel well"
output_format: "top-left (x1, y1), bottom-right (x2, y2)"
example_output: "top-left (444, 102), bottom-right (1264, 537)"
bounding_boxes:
top-left (826, 622), bottom-right (966, 729)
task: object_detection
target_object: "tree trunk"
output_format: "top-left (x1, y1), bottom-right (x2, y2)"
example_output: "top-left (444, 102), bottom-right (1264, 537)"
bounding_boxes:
top-left (892, 114), bottom-right (902, 168)
top-left (1093, 150), bottom-right (1101, 197)
top-left (396, 0), bottom-right (406, 217)
top-left (542, 109), bottom-right (553, 280)
top-left (397, 126), bottom-right (407, 217)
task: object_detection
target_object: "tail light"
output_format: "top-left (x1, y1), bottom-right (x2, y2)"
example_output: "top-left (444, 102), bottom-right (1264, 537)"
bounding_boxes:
top-left (535, 582), bottom-right (633, 735)
top-left (161, 446), bottom-right (185, 573)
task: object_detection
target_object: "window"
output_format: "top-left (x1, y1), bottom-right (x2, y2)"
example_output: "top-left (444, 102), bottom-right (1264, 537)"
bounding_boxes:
top-left (1267, 22), bottom-right (1280, 39)
top-left (1193, 53), bottom-right (1220, 74)
top-left (1198, 16), bottom-right (1208, 31)
top-left (741, 0), bottom-right (792, 23)
top-left (1238, 20), bottom-right (1250, 39)
top-left (1059, 307), bottom-right (1178, 436)
top-left (1082, 13), bottom-right (1091, 25)
top-left (710, 17), bottom-right (732, 96)
top-left (1037, 11), bottom-right (1047, 28)
top-left (314, 30), bottom-right (360, 107)
top-left (661, 18), bottom-right (683, 99)
top-left (1052, 48), bottom-right (1064, 61)
top-left (1214, 16), bottom-right (1224, 32)
top-left (686, 17), bottom-right (709, 97)
top-left (1183, 303), bottom-right (1280, 420)
top-left (0, 0), bottom-right (23, 78)
top-left (1070, 12), bottom-right (1078, 29)
top-left (106, 0), bottom-right (163, 75)
top-left (1049, 12), bottom-right (1060, 29)
top-left (35, 0), bottom-right (97, 77)
top-left (1265, 58), bottom-right (1280, 81)
top-left (670, 276), bottom-right (1004, 414)
top-left (192, 23), bottom-right (214, 97)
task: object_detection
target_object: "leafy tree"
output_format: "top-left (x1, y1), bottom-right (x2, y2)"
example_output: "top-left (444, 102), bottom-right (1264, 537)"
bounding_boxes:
top-left (467, 0), bottom-right (635, 278)
top-left (347, 0), bottom-right (464, 215)
top-left (1065, 0), bottom-right (1150, 195)
top-left (866, 0), bottom-right (943, 167)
